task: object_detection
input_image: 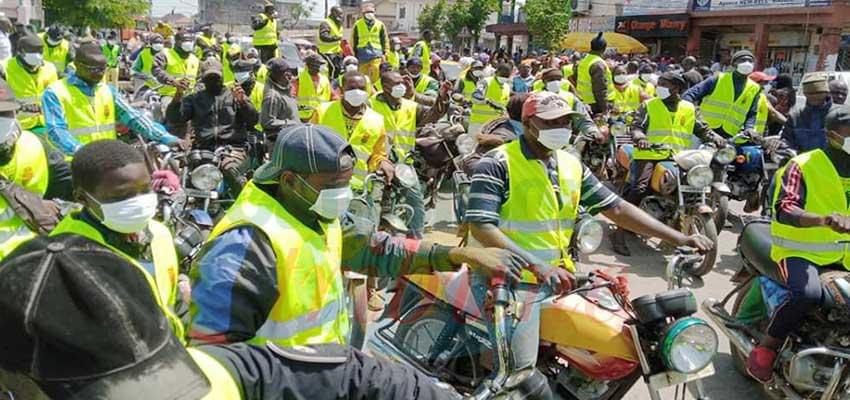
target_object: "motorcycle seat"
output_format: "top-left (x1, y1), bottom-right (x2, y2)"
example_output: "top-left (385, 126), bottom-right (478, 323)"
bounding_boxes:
top-left (738, 220), bottom-right (784, 283)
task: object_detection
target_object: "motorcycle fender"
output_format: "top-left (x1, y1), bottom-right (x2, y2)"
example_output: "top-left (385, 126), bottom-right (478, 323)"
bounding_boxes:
top-left (697, 204), bottom-right (714, 215)
top-left (711, 182), bottom-right (731, 195)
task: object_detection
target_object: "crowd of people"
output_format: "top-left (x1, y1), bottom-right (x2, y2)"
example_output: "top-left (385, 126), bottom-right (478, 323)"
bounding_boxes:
top-left (0, 0), bottom-right (850, 398)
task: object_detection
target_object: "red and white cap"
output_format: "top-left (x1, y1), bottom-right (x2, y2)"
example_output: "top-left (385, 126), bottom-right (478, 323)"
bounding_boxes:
top-left (521, 92), bottom-right (578, 122)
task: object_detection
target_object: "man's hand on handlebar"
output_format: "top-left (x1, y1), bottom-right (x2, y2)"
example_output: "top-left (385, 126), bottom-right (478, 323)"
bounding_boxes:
top-left (171, 138), bottom-right (191, 151)
top-left (438, 81), bottom-right (453, 100)
top-left (824, 213), bottom-right (850, 234)
top-left (453, 248), bottom-right (523, 285)
top-left (633, 132), bottom-right (649, 149)
top-left (681, 234), bottom-right (714, 254)
top-left (530, 264), bottom-right (575, 295)
top-left (709, 132), bottom-right (727, 148)
top-left (378, 159), bottom-right (395, 185)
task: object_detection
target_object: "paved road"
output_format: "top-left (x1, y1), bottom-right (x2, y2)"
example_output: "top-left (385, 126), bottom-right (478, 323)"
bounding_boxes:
top-left (419, 197), bottom-right (768, 400)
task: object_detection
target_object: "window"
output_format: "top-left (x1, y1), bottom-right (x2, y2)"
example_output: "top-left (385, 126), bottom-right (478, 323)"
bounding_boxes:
top-left (399, 5), bottom-right (406, 19)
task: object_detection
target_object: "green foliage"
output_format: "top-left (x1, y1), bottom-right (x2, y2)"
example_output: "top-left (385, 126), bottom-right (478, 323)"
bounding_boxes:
top-left (44, 0), bottom-right (151, 29)
top-left (284, 2), bottom-right (316, 29)
top-left (417, 0), bottom-right (447, 37)
top-left (443, 0), bottom-right (499, 46)
top-left (523, 0), bottom-right (572, 50)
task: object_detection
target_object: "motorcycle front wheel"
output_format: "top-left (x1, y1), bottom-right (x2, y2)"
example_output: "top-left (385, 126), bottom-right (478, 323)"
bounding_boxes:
top-left (712, 193), bottom-right (730, 231)
top-left (685, 214), bottom-right (719, 276)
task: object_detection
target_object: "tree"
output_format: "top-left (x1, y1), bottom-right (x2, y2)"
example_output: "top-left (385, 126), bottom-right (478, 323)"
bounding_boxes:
top-left (443, 0), bottom-right (498, 49)
top-left (44, 0), bottom-right (150, 29)
top-left (523, 0), bottom-right (571, 51)
top-left (284, 2), bottom-right (316, 29)
top-left (417, 0), bottom-right (447, 37)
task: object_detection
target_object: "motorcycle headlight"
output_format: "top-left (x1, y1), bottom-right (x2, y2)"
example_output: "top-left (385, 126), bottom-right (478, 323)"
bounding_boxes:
top-left (575, 218), bottom-right (604, 254)
top-left (456, 134), bottom-right (476, 156)
top-left (395, 164), bottom-right (418, 189)
top-left (661, 317), bottom-right (718, 373)
top-left (714, 146), bottom-right (736, 165)
top-left (190, 164), bottom-right (223, 191)
top-left (686, 165), bottom-right (713, 189)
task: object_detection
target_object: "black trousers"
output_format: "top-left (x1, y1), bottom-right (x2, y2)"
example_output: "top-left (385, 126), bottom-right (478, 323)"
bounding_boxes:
top-left (256, 45), bottom-right (277, 63)
top-left (767, 257), bottom-right (824, 339)
top-left (623, 160), bottom-right (657, 206)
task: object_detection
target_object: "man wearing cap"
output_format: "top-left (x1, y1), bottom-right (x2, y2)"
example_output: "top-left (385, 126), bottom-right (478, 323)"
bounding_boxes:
top-left (830, 79), bottom-right (847, 106)
top-left (352, 2), bottom-right (389, 84)
top-left (101, 31), bottom-right (121, 87)
top-left (750, 105), bottom-right (850, 382)
top-left (683, 49), bottom-right (762, 138)
top-left (532, 68), bottom-right (575, 101)
top-left (608, 65), bottom-right (648, 114)
top-left (295, 53), bottom-right (333, 121)
top-left (469, 62), bottom-right (512, 135)
top-left (188, 124), bottom-right (529, 348)
top-left (0, 35), bottom-right (58, 134)
top-left (0, 78), bottom-right (71, 260)
top-left (465, 92), bottom-right (712, 387)
top-left (39, 25), bottom-right (74, 76)
top-left (318, 6), bottom-right (345, 80)
top-left (231, 58), bottom-right (265, 133)
top-left (152, 30), bottom-right (200, 102)
top-left (252, 3), bottom-right (279, 63)
top-left (245, 47), bottom-right (269, 83)
top-left (613, 72), bottom-right (725, 255)
top-left (0, 234), bottom-right (467, 400)
top-left (261, 57), bottom-right (299, 143)
top-left (406, 57), bottom-right (438, 98)
top-left (635, 63), bottom-right (656, 97)
top-left (167, 58), bottom-right (259, 194)
top-left (337, 56), bottom-right (377, 96)
top-left (411, 29), bottom-right (433, 77)
top-left (455, 60), bottom-right (485, 102)
top-left (386, 36), bottom-right (405, 71)
top-left (780, 74), bottom-right (835, 153)
top-left (195, 24), bottom-right (218, 59)
top-left (681, 56), bottom-right (703, 89)
top-left (131, 33), bottom-right (164, 91)
top-left (43, 42), bottom-right (181, 156)
top-left (575, 32), bottom-right (613, 116)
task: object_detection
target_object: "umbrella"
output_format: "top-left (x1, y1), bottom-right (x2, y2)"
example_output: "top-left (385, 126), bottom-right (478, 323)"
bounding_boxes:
top-left (560, 32), bottom-right (648, 54)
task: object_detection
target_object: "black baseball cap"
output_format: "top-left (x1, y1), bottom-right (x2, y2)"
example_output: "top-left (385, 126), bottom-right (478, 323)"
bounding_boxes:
top-left (0, 234), bottom-right (211, 400)
top-left (253, 124), bottom-right (355, 184)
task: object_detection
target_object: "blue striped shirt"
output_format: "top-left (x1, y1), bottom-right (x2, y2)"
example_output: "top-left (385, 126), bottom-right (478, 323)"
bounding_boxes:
top-left (42, 73), bottom-right (177, 155)
top-left (465, 136), bottom-right (622, 224)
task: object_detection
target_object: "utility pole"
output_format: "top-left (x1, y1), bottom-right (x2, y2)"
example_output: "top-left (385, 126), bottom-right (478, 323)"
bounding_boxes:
top-left (325, 0), bottom-right (329, 18)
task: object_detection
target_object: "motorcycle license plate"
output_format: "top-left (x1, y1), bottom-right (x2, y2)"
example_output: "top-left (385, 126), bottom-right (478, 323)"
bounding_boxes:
top-left (647, 363), bottom-right (715, 390)
top-left (680, 185), bottom-right (710, 194)
top-left (184, 188), bottom-right (219, 199)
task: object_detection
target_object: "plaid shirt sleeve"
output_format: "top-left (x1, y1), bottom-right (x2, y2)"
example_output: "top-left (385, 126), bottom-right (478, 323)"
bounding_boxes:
top-left (111, 86), bottom-right (178, 145)
top-left (42, 86), bottom-right (81, 155)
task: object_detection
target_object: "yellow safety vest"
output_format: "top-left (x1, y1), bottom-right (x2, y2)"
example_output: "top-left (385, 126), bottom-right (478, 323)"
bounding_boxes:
top-left (532, 86), bottom-right (578, 106)
top-left (636, 79), bottom-right (656, 97)
top-left (257, 64), bottom-right (268, 84)
top-left (253, 14), bottom-right (279, 46)
top-left (195, 35), bottom-right (217, 59)
top-left (354, 18), bottom-right (385, 50)
top-left (3, 58), bottom-right (58, 130)
top-left (296, 69), bottom-right (331, 120)
top-left (576, 54), bottom-right (612, 105)
top-left (470, 77), bottom-right (510, 125)
top-left (633, 98), bottom-right (696, 161)
top-left (42, 38), bottom-right (70, 73)
top-left (372, 95), bottom-right (418, 161)
top-left (532, 79), bottom-right (573, 93)
top-left (414, 74), bottom-right (436, 95)
top-left (755, 93), bottom-right (769, 135)
top-left (386, 50), bottom-right (401, 70)
top-left (562, 64), bottom-right (574, 80)
top-left (138, 47), bottom-right (158, 88)
top-left (497, 139), bottom-right (582, 279)
top-left (0, 130), bottom-right (48, 260)
top-left (415, 40), bottom-right (431, 74)
top-left (771, 150), bottom-right (850, 270)
top-left (209, 181), bottom-right (348, 346)
top-left (461, 76), bottom-right (477, 101)
top-left (47, 78), bottom-right (117, 146)
top-left (50, 215), bottom-right (184, 339)
top-left (318, 18), bottom-right (343, 54)
top-left (158, 48), bottom-right (200, 96)
top-left (608, 82), bottom-right (642, 113)
top-left (699, 72), bottom-right (761, 136)
top-left (186, 348), bottom-right (243, 399)
top-left (251, 81), bottom-right (265, 131)
top-left (317, 101), bottom-right (385, 189)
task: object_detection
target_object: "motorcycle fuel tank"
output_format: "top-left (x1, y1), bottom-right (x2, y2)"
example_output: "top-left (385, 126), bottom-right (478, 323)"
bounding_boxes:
top-left (734, 145), bottom-right (763, 172)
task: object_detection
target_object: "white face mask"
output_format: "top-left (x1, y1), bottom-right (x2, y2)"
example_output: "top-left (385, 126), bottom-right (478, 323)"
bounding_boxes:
top-left (22, 52), bottom-right (42, 67)
top-left (393, 44), bottom-right (401, 51)
top-left (762, 83), bottom-right (773, 92)
top-left (87, 192), bottom-right (158, 234)
top-left (545, 80), bottom-right (562, 93)
top-left (47, 37), bottom-right (60, 46)
top-left (344, 89), bottom-right (369, 107)
top-left (227, 37), bottom-right (236, 44)
top-left (471, 70), bottom-right (483, 78)
top-left (536, 127), bottom-right (573, 150)
top-left (295, 174), bottom-right (353, 220)
top-left (614, 75), bottom-right (629, 85)
top-left (391, 83), bottom-right (406, 99)
top-left (656, 86), bottom-right (672, 100)
top-left (496, 76), bottom-right (509, 85)
top-left (107, 40), bottom-right (117, 46)
top-left (345, 64), bottom-right (358, 73)
top-left (409, 72), bottom-right (421, 79)
top-left (152, 43), bottom-right (164, 52)
top-left (234, 71), bottom-right (251, 84)
top-left (640, 73), bottom-right (652, 82)
top-left (364, 12), bottom-right (375, 20)
top-left (736, 61), bottom-right (754, 75)
top-left (180, 41), bottom-right (194, 52)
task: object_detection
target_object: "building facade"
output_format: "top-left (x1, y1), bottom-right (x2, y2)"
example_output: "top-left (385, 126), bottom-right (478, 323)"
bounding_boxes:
top-left (198, 0), bottom-right (301, 32)
top-left (0, 0), bottom-right (43, 27)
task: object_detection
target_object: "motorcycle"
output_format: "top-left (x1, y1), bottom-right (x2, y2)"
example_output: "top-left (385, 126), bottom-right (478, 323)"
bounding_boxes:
top-left (704, 219), bottom-right (850, 399)
top-left (608, 112), bottom-right (636, 191)
top-left (410, 121), bottom-right (474, 223)
top-left (573, 124), bottom-right (612, 181)
top-left (367, 253), bottom-right (718, 399)
top-left (348, 164), bottom-right (420, 235)
top-left (635, 145), bottom-right (722, 276)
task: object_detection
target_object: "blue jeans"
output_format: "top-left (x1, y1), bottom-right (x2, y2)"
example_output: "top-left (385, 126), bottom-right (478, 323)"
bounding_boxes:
top-left (402, 180), bottom-right (426, 239)
top-left (469, 273), bottom-right (551, 370)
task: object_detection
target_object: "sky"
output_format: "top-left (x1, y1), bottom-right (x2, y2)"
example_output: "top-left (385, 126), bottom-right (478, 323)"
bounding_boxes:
top-left (150, 0), bottom-right (331, 18)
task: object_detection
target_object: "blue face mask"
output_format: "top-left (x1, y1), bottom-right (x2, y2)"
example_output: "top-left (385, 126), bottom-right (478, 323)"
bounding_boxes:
top-left (509, 119), bottom-right (524, 135)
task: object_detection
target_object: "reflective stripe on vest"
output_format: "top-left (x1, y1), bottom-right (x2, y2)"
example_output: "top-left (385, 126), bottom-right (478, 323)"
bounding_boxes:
top-left (497, 140), bottom-right (582, 280)
top-left (700, 72), bottom-right (761, 135)
top-left (755, 93), bottom-right (769, 135)
top-left (42, 38), bottom-right (70, 72)
top-left (372, 96), bottom-right (418, 160)
top-left (354, 19), bottom-right (385, 50)
top-left (50, 215), bottom-right (184, 338)
top-left (608, 82), bottom-right (642, 113)
top-left (576, 54), bottom-right (611, 105)
top-left (47, 78), bottom-right (117, 145)
top-left (297, 69), bottom-right (331, 120)
top-left (318, 18), bottom-right (343, 54)
top-left (158, 49), bottom-right (200, 96)
top-left (470, 77), bottom-right (510, 124)
top-left (4, 58), bottom-right (58, 129)
top-left (771, 149), bottom-right (850, 270)
top-left (253, 14), bottom-right (278, 46)
top-left (634, 98), bottom-right (697, 161)
top-left (186, 348), bottom-right (243, 399)
top-left (208, 181), bottom-right (348, 346)
top-left (317, 100), bottom-right (385, 189)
